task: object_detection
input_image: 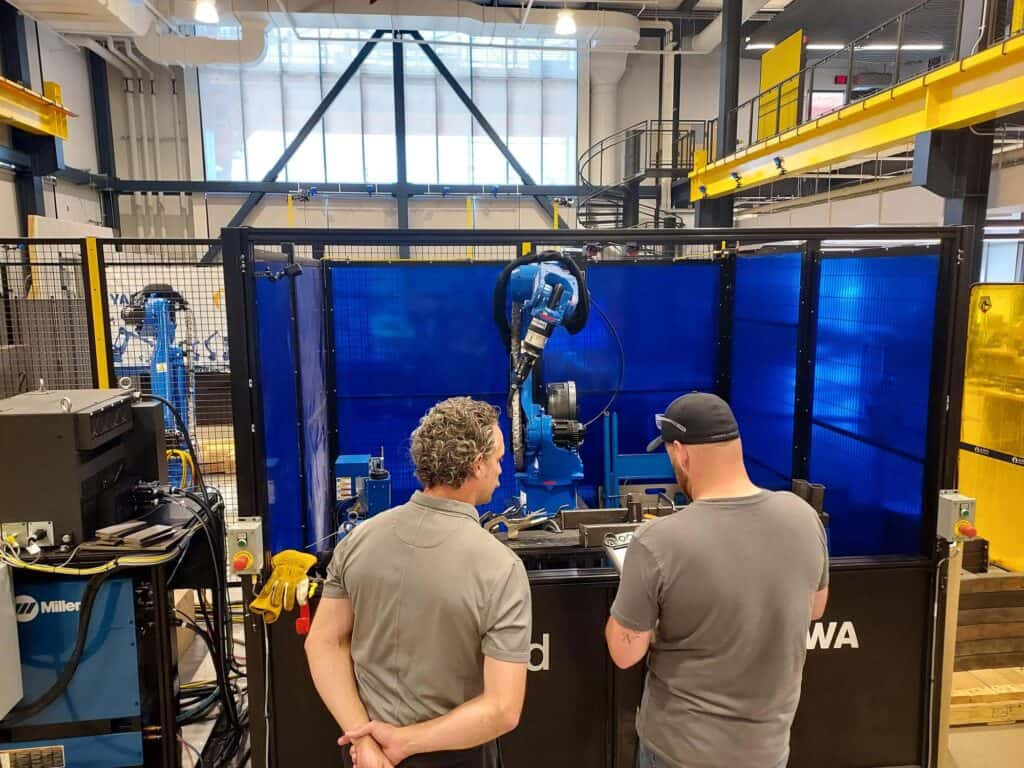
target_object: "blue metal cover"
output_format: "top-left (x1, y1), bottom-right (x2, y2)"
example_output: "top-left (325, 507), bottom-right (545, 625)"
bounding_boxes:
top-left (12, 575), bottom-right (141, 725)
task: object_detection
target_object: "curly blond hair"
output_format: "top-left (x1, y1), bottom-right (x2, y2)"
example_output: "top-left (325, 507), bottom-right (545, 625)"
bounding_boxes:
top-left (410, 397), bottom-right (499, 489)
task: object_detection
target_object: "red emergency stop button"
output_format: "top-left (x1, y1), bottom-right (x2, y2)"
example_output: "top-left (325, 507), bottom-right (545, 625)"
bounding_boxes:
top-left (955, 520), bottom-right (977, 539)
top-left (232, 550), bottom-right (254, 571)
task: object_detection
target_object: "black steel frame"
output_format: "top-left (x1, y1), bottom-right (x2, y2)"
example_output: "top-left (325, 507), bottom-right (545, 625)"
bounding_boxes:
top-left (86, 50), bottom-right (121, 231)
top-left (392, 35), bottom-right (411, 258)
top-left (407, 30), bottom-right (567, 229)
top-left (192, 27), bottom-right (575, 257)
top-left (223, 224), bottom-right (966, 768)
top-left (208, 30), bottom-right (389, 259)
top-left (715, 250), bottom-right (736, 400)
top-left (791, 240), bottom-right (821, 481)
top-left (56, 174), bottom-right (617, 199)
top-left (225, 224), bottom-right (965, 540)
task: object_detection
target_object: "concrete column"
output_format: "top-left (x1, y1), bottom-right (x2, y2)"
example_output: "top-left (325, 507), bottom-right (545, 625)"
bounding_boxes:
top-left (589, 51), bottom-right (627, 186)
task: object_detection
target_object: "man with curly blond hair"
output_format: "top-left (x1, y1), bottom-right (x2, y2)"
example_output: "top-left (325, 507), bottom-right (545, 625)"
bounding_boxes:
top-left (306, 397), bottom-right (531, 768)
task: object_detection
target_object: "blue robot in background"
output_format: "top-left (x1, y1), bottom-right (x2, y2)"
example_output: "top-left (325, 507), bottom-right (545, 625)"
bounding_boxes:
top-left (494, 252), bottom-right (590, 516)
top-left (119, 284), bottom-right (192, 486)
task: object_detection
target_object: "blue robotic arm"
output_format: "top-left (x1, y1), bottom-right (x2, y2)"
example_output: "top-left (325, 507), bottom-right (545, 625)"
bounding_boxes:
top-left (495, 252), bottom-right (590, 516)
top-left (509, 262), bottom-right (580, 385)
top-left (122, 284), bottom-right (192, 486)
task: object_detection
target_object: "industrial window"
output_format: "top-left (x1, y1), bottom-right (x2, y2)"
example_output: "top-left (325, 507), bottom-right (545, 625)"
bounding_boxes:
top-left (981, 240), bottom-right (1023, 282)
top-left (198, 28), bottom-right (578, 185)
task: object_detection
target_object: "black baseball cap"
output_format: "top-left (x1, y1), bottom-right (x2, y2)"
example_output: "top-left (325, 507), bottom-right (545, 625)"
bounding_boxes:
top-left (646, 392), bottom-right (740, 452)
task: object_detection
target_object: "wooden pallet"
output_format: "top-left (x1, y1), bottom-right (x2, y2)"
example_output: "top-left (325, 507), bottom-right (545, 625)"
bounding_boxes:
top-left (956, 568), bottom-right (1024, 671)
top-left (951, 667), bottom-right (1024, 726)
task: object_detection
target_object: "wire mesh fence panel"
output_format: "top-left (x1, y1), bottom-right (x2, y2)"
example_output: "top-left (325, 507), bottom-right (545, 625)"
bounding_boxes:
top-left (0, 240), bottom-right (94, 397)
top-left (322, 245), bottom-right (403, 261)
top-left (100, 240), bottom-right (239, 521)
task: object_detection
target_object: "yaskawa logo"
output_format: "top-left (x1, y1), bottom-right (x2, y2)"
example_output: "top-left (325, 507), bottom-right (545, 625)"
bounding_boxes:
top-left (14, 595), bottom-right (81, 623)
top-left (807, 620), bottom-right (859, 650)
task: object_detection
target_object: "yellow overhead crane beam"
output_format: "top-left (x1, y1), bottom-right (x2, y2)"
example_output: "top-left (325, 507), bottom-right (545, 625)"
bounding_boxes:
top-left (689, 34), bottom-right (1024, 202)
top-left (0, 78), bottom-right (75, 141)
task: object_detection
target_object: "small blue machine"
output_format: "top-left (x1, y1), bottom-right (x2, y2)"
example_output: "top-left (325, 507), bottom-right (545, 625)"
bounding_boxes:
top-left (334, 453), bottom-right (392, 540)
top-left (494, 252), bottom-right (590, 516)
top-left (3, 575), bottom-right (145, 766)
top-left (114, 285), bottom-right (192, 487)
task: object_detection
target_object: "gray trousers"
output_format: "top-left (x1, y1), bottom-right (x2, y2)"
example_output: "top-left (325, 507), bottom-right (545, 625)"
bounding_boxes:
top-left (637, 742), bottom-right (788, 768)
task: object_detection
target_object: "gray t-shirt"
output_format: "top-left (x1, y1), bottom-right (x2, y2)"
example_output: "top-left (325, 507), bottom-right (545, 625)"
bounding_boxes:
top-left (323, 491), bottom-right (532, 726)
top-left (611, 490), bottom-right (828, 768)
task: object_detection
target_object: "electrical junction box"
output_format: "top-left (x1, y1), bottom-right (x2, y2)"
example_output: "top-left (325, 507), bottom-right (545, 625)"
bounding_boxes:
top-left (227, 518), bottom-right (264, 575)
top-left (938, 490), bottom-right (977, 542)
top-left (0, 563), bottom-right (23, 720)
top-left (335, 454), bottom-right (371, 501)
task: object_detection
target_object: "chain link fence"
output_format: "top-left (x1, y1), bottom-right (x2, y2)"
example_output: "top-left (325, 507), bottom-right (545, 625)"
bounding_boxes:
top-left (100, 239), bottom-right (238, 521)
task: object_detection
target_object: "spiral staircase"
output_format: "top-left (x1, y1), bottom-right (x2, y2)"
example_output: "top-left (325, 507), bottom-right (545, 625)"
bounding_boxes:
top-left (576, 120), bottom-right (704, 229)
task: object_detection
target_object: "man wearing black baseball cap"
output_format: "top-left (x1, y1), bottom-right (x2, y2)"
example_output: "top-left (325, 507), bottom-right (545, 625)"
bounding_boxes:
top-left (604, 392), bottom-right (829, 768)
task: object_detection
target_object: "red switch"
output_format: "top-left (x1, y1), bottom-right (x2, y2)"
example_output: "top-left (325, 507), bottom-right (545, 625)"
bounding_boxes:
top-left (232, 551), bottom-right (254, 572)
top-left (955, 520), bottom-right (977, 539)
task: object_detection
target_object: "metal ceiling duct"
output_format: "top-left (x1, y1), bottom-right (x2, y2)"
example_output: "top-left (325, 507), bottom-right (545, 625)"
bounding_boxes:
top-left (6, 0), bottom-right (152, 36)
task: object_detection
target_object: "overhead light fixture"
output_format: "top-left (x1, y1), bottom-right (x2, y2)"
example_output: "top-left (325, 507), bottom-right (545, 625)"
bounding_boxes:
top-left (194, 0), bottom-right (219, 24)
top-left (555, 8), bottom-right (576, 36)
top-left (746, 42), bottom-right (775, 51)
top-left (806, 43), bottom-right (844, 51)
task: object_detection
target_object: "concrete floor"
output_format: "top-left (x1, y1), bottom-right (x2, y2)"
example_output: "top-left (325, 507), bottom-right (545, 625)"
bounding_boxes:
top-left (948, 723), bottom-right (1024, 768)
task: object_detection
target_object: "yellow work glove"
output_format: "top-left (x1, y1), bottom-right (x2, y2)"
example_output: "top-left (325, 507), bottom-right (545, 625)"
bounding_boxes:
top-left (249, 549), bottom-right (317, 624)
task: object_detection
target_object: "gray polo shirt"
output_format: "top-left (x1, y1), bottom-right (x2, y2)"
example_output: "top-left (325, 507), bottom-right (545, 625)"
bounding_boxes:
top-left (322, 491), bottom-right (532, 726)
top-left (611, 490), bottom-right (828, 768)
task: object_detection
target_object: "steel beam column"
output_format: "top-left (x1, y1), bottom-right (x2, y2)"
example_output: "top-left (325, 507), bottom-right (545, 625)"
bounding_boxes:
top-left (621, 180), bottom-right (641, 228)
top-left (0, 1), bottom-right (30, 89)
top-left (695, 0), bottom-right (740, 227)
top-left (87, 50), bottom-right (120, 231)
top-left (408, 30), bottom-right (567, 228)
top-left (204, 30), bottom-right (388, 261)
top-left (393, 35), bottom-right (410, 258)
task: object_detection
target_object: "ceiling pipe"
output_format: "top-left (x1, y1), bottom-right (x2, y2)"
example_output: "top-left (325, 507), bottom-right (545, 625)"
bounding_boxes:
top-left (521, 0), bottom-right (536, 28)
top-left (123, 41), bottom-right (169, 237)
top-left (114, 38), bottom-right (155, 236)
top-left (76, 38), bottom-right (142, 230)
top-left (136, 16), bottom-right (269, 66)
top-left (75, 37), bottom-right (132, 75)
top-left (687, 0), bottom-right (771, 53)
top-left (158, 0), bottom-right (640, 48)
